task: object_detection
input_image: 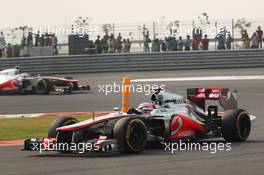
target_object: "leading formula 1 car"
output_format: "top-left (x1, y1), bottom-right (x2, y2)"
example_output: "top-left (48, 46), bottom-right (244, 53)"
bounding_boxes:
top-left (0, 67), bottom-right (90, 94)
top-left (24, 88), bottom-right (255, 153)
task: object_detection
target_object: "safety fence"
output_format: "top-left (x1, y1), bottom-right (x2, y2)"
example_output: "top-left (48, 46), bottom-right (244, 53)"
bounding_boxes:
top-left (0, 49), bottom-right (264, 74)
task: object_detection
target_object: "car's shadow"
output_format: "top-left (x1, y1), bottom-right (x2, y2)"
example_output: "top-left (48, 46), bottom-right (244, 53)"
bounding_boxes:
top-left (27, 139), bottom-right (263, 159)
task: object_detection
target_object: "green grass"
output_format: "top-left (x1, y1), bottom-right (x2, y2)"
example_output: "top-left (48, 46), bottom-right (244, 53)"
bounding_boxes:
top-left (0, 115), bottom-right (93, 141)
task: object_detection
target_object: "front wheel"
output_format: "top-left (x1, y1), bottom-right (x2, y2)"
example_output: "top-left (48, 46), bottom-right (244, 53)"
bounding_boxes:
top-left (48, 116), bottom-right (78, 138)
top-left (64, 77), bottom-right (79, 90)
top-left (113, 117), bottom-right (147, 153)
top-left (221, 109), bottom-right (251, 142)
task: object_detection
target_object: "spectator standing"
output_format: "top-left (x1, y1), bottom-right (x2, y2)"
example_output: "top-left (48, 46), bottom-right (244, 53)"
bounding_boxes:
top-left (109, 34), bottom-right (116, 53)
top-left (116, 33), bottom-right (123, 53)
top-left (241, 30), bottom-right (250, 49)
top-left (126, 39), bottom-right (131, 53)
top-left (171, 37), bottom-right (178, 51)
top-left (48, 34), bottom-right (52, 46)
top-left (14, 45), bottom-right (21, 57)
top-left (184, 35), bottom-right (192, 51)
top-left (104, 33), bottom-right (109, 41)
top-left (95, 35), bottom-right (102, 54)
top-left (44, 33), bottom-right (48, 46)
top-left (101, 37), bottom-right (109, 54)
top-left (26, 32), bottom-right (33, 47)
top-left (193, 27), bottom-right (202, 39)
top-left (0, 31), bottom-right (6, 58)
top-left (6, 43), bottom-right (12, 57)
top-left (161, 39), bottom-right (167, 52)
top-left (21, 35), bottom-right (26, 48)
top-left (52, 33), bottom-right (58, 55)
top-left (166, 37), bottom-right (173, 51)
top-left (178, 36), bottom-right (184, 51)
top-left (201, 34), bottom-right (209, 50)
top-left (117, 33), bottom-right (122, 41)
top-left (166, 37), bottom-right (177, 51)
top-left (143, 30), bottom-right (150, 52)
top-left (215, 32), bottom-right (226, 50)
top-left (192, 35), bottom-right (201, 50)
top-left (256, 26), bottom-right (263, 48)
top-left (192, 27), bottom-right (202, 50)
top-left (122, 39), bottom-right (131, 53)
top-left (225, 33), bottom-right (234, 50)
top-left (122, 39), bottom-right (127, 53)
top-left (20, 35), bottom-right (27, 57)
top-left (251, 32), bottom-right (259, 49)
top-left (34, 31), bottom-right (40, 47)
top-left (152, 39), bottom-right (160, 52)
top-left (39, 34), bottom-right (45, 46)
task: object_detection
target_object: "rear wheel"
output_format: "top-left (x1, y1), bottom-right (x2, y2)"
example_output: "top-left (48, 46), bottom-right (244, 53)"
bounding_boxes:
top-left (113, 117), bottom-right (147, 153)
top-left (221, 109), bottom-right (251, 142)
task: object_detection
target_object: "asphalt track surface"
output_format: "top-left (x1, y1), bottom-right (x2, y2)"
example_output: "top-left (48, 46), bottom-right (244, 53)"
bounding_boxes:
top-left (1, 68), bottom-right (264, 175)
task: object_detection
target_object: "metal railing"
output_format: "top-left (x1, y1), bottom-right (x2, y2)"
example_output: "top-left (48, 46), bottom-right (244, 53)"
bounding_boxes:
top-left (0, 49), bottom-right (264, 74)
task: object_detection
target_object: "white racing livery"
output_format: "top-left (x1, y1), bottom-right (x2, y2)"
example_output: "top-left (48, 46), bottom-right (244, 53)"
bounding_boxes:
top-left (0, 67), bottom-right (90, 94)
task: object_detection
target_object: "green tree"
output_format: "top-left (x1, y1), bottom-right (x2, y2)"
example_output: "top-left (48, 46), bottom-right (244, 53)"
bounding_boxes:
top-left (102, 24), bottom-right (113, 36)
top-left (235, 18), bottom-right (252, 35)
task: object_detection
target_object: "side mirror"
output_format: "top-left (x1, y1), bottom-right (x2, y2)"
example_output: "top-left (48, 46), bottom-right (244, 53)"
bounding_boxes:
top-left (113, 107), bottom-right (121, 111)
top-left (142, 107), bottom-right (153, 112)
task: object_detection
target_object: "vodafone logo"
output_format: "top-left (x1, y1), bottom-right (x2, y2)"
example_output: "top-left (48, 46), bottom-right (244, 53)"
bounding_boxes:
top-left (10, 79), bottom-right (20, 89)
top-left (170, 116), bottom-right (183, 136)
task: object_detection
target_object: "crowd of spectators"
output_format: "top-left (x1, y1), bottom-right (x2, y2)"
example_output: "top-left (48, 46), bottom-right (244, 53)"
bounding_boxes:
top-left (0, 31), bottom-right (58, 58)
top-left (239, 26), bottom-right (263, 49)
top-left (144, 26), bottom-right (263, 52)
top-left (21, 31), bottom-right (58, 54)
top-left (148, 32), bottom-right (210, 52)
top-left (0, 25), bottom-right (263, 58)
top-left (0, 32), bottom-right (14, 58)
top-left (145, 27), bottom-right (213, 52)
top-left (93, 33), bottom-right (131, 54)
top-left (0, 31), bottom-right (6, 57)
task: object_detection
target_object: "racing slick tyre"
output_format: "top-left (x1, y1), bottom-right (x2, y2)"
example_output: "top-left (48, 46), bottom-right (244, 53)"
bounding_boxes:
top-left (48, 116), bottom-right (78, 153)
top-left (48, 116), bottom-right (78, 138)
top-left (113, 117), bottom-right (147, 153)
top-left (221, 109), bottom-right (251, 142)
top-left (35, 79), bottom-right (52, 95)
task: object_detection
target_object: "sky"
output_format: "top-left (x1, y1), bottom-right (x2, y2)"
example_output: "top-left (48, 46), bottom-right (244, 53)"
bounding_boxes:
top-left (0, 0), bottom-right (263, 28)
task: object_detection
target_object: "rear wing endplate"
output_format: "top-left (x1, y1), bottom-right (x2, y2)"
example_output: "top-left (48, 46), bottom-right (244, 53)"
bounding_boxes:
top-left (187, 88), bottom-right (238, 111)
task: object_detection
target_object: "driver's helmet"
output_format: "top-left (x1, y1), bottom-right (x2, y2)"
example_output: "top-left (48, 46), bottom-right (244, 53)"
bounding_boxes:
top-left (15, 66), bottom-right (20, 74)
top-left (137, 102), bottom-right (156, 114)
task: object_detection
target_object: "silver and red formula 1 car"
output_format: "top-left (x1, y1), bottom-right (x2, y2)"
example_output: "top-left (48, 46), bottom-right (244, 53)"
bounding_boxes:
top-left (0, 67), bottom-right (90, 94)
top-left (24, 88), bottom-right (256, 153)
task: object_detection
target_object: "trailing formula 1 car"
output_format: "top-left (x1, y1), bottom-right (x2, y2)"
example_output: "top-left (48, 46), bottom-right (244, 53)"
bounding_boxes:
top-left (24, 88), bottom-right (256, 154)
top-left (0, 67), bottom-right (90, 94)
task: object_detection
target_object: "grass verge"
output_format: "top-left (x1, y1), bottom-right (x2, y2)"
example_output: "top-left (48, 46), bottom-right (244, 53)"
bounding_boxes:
top-left (0, 115), bottom-right (93, 141)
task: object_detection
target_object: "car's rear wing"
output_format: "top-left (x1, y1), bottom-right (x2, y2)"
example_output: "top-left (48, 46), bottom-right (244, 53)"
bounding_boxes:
top-left (187, 88), bottom-right (238, 111)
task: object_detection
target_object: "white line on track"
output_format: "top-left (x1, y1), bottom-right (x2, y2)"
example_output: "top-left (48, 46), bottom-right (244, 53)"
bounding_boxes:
top-left (0, 113), bottom-right (44, 119)
top-left (131, 75), bottom-right (264, 82)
